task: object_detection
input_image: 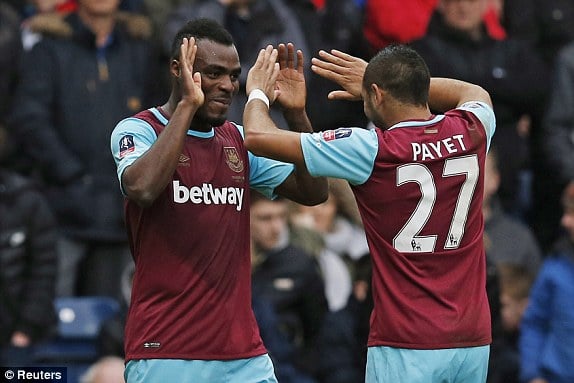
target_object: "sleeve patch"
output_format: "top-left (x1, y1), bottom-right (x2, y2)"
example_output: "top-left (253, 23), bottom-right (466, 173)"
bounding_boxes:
top-left (322, 128), bottom-right (353, 141)
top-left (119, 135), bottom-right (135, 158)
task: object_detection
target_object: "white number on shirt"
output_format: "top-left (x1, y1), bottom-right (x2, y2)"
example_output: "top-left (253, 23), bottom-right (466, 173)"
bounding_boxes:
top-left (393, 155), bottom-right (479, 253)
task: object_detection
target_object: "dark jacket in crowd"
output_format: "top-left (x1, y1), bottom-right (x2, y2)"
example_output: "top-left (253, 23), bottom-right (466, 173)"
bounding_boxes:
top-left (0, 170), bottom-right (57, 344)
top-left (8, 11), bottom-right (160, 241)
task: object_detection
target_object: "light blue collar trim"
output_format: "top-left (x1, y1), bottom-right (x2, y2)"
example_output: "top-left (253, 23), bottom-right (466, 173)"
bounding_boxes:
top-left (149, 107), bottom-right (215, 138)
top-left (150, 107), bottom-right (168, 125)
top-left (388, 114), bottom-right (445, 130)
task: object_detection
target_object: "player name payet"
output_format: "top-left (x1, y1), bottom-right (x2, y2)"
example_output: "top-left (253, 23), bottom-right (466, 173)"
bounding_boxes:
top-left (411, 134), bottom-right (467, 161)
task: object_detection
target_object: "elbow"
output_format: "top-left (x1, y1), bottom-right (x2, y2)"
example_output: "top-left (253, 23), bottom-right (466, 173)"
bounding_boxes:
top-left (243, 133), bottom-right (264, 157)
top-left (123, 182), bottom-right (158, 208)
top-left (298, 179), bottom-right (329, 206)
top-left (307, 188), bottom-right (329, 206)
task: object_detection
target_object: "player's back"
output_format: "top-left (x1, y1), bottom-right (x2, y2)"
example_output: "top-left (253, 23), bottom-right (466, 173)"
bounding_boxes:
top-left (353, 108), bottom-right (492, 349)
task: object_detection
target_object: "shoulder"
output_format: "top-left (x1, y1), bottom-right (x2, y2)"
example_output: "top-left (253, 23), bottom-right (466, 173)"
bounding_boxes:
top-left (25, 12), bottom-right (73, 40)
top-left (115, 12), bottom-right (153, 41)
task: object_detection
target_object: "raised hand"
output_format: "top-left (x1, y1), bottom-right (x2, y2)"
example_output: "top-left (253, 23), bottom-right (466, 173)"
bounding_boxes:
top-left (275, 43), bottom-right (306, 111)
top-left (311, 49), bottom-right (367, 101)
top-left (179, 37), bottom-right (204, 108)
top-left (246, 45), bottom-right (280, 103)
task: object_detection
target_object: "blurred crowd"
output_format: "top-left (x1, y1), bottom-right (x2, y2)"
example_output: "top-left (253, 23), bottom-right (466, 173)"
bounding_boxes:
top-left (1, 0), bottom-right (573, 382)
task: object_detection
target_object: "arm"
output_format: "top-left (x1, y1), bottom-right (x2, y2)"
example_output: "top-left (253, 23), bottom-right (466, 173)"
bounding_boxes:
top-left (121, 38), bottom-right (203, 207)
top-left (311, 50), bottom-right (493, 112)
top-left (428, 78), bottom-right (493, 111)
top-left (244, 44), bottom-right (327, 205)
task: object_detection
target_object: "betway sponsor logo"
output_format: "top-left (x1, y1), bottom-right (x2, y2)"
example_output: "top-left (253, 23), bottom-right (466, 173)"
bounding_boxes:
top-left (173, 181), bottom-right (244, 211)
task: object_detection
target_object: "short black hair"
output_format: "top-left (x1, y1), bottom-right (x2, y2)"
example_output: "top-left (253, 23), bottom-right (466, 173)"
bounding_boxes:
top-left (363, 44), bottom-right (430, 106)
top-left (170, 18), bottom-right (235, 60)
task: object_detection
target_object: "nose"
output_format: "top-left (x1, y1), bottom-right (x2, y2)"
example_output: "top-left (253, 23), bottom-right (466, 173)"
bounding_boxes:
top-left (218, 75), bottom-right (235, 92)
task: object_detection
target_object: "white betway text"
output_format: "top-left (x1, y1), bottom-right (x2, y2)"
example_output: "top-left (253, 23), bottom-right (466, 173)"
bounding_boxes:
top-left (173, 181), bottom-right (244, 211)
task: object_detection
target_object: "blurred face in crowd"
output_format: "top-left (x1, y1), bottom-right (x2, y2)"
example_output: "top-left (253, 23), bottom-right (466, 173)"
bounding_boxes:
top-left (439, 0), bottom-right (488, 34)
top-left (250, 199), bottom-right (289, 251)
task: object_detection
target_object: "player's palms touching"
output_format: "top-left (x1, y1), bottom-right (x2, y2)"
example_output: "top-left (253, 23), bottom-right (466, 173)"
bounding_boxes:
top-left (275, 43), bottom-right (306, 111)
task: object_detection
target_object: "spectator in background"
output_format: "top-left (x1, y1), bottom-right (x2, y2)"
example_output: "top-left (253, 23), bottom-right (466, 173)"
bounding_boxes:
top-left (7, 0), bottom-right (160, 299)
top-left (289, 183), bottom-right (369, 312)
top-left (483, 150), bottom-right (542, 275)
top-left (410, 0), bottom-right (549, 221)
top-left (487, 263), bottom-right (534, 383)
top-left (519, 181), bottom-right (574, 383)
top-left (482, 148), bottom-right (540, 383)
top-left (538, 42), bottom-right (574, 251)
top-left (19, 0), bottom-right (77, 51)
top-left (500, 0), bottom-right (574, 252)
top-left (362, 0), bottom-right (506, 56)
top-left (250, 192), bottom-right (328, 383)
top-left (0, 127), bottom-right (58, 367)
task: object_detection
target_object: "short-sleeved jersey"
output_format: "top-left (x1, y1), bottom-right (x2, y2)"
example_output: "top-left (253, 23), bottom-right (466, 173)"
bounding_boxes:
top-left (301, 102), bottom-right (496, 349)
top-left (110, 107), bottom-right (294, 361)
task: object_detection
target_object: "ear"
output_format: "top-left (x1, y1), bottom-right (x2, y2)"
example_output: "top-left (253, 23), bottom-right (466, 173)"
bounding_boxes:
top-left (170, 59), bottom-right (181, 78)
top-left (371, 84), bottom-right (385, 106)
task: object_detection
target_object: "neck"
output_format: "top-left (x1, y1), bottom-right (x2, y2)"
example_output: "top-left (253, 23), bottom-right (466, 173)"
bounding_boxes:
top-left (77, 8), bottom-right (116, 47)
top-left (161, 92), bottom-right (212, 132)
top-left (380, 104), bottom-right (432, 129)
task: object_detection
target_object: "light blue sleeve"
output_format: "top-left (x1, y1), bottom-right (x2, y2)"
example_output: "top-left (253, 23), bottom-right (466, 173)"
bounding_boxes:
top-left (300, 127), bottom-right (379, 185)
top-left (458, 101), bottom-right (496, 151)
top-left (234, 124), bottom-right (294, 199)
top-left (110, 117), bottom-right (157, 194)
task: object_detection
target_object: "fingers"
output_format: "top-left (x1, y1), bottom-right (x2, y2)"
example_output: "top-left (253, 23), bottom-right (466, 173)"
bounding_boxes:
top-left (296, 48), bottom-right (304, 74)
top-left (311, 56), bottom-right (347, 76)
top-left (278, 43), bottom-right (287, 70)
top-left (277, 43), bottom-right (304, 71)
top-left (180, 37), bottom-right (197, 76)
top-left (255, 45), bottom-right (278, 74)
top-left (328, 90), bottom-right (356, 101)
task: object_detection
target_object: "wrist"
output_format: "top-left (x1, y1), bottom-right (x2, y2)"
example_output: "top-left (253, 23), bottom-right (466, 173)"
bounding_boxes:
top-left (247, 89), bottom-right (270, 109)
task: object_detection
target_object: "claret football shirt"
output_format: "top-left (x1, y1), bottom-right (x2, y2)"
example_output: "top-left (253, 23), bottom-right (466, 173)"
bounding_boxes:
top-left (111, 107), bottom-right (294, 361)
top-left (300, 102), bottom-right (496, 349)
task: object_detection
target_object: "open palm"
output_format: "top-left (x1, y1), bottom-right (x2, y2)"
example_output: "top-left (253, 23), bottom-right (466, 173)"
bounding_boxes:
top-left (275, 43), bottom-right (306, 111)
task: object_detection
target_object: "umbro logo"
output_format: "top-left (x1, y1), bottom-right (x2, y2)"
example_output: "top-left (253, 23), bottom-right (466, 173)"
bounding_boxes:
top-left (178, 154), bottom-right (191, 166)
